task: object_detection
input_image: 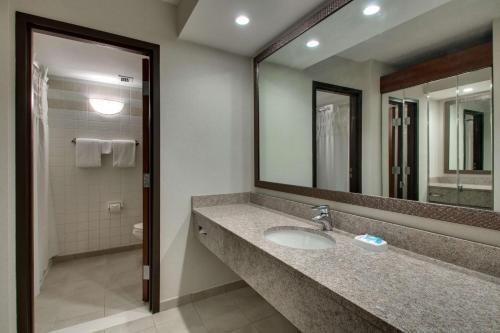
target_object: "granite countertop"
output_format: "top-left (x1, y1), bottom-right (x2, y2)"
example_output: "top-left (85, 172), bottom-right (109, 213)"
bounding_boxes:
top-left (193, 203), bottom-right (500, 332)
top-left (428, 182), bottom-right (492, 191)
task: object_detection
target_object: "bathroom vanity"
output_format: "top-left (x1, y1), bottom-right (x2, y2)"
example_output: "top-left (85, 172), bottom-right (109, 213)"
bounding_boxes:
top-left (192, 193), bottom-right (500, 333)
top-left (192, 1), bottom-right (500, 331)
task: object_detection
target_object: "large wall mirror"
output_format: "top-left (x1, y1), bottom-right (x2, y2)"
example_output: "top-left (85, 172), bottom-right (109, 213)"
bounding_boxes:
top-left (255, 0), bottom-right (500, 229)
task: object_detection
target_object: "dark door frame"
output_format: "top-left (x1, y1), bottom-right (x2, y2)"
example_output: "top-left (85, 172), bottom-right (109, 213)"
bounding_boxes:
top-left (463, 110), bottom-right (484, 170)
top-left (15, 12), bottom-right (161, 333)
top-left (387, 98), bottom-right (419, 201)
top-left (312, 81), bottom-right (362, 193)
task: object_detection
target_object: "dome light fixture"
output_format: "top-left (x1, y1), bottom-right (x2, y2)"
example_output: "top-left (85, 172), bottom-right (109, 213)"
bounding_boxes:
top-left (89, 98), bottom-right (124, 115)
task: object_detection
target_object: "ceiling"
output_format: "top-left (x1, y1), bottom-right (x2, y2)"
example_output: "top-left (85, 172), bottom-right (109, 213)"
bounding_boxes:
top-left (428, 80), bottom-right (492, 101)
top-left (177, 0), bottom-right (326, 56)
top-left (266, 0), bottom-right (452, 69)
top-left (338, 0), bottom-right (500, 68)
top-left (265, 0), bottom-right (500, 71)
top-left (33, 33), bottom-right (144, 87)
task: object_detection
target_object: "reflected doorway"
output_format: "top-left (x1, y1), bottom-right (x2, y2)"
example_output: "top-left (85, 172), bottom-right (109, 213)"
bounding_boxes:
top-left (312, 81), bottom-right (362, 193)
top-left (388, 99), bottom-right (419, 200)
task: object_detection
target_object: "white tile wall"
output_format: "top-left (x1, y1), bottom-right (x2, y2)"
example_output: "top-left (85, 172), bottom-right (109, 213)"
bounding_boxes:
top-left (47, 76), bottom-right (143, 255)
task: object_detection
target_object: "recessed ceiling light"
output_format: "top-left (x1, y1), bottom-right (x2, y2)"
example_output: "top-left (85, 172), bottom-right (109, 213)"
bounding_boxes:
top-left (89, 98), bottom-right (124, 115)
top-left (306, 40), bottom-right (320, 48)
top-left (235, 15), bottom-right (250, 26)
top-left (363, 4), bottom-right (380, 16)
top-left (463, 87), bottom-right (474, 93)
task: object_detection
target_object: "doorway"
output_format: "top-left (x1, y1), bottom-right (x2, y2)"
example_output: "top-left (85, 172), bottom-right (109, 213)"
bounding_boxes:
top-left (312, 81), bottom-right (362, 193)
top-left (388, 99), bottom-right (419, 200)
top-left (16, 13), bottom-right (160, 333)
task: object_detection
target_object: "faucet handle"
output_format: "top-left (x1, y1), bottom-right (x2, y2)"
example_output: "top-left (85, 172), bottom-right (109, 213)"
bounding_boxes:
top-left (312, 205), bottom-right (330, 213)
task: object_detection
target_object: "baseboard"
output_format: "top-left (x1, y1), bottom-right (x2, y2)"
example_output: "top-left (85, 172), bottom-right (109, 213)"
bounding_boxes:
top-left (52, 244), bottom-right (142, 263)
top-left (159, 280), bottom-right (248, 311)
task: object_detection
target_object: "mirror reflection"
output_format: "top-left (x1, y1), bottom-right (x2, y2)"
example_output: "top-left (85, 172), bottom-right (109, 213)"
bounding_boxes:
top-left (257, 0), bottom-right (498, 211)
top-left (313, 82), bottom-right (361, 193)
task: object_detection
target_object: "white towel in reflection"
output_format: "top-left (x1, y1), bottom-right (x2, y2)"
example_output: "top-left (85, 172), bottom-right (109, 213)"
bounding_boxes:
top-left (112, 140), bottom-right (136, 168)
top-left (100, 140), bottom-right (112, 154)
top-left (75, 138), bottom-right (101, 168)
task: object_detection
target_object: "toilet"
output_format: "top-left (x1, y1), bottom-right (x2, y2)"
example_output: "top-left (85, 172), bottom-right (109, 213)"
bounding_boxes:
top-left (132, 223), bottom-right (143, 241)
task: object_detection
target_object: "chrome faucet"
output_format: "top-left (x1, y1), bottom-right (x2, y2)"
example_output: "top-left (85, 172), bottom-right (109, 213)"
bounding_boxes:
top-left (311, 205), bottom-right (334, 231)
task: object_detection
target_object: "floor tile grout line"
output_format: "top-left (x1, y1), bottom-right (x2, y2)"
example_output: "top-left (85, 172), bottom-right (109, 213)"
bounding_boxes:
top-left (47, 306), bottom-right (151, 333)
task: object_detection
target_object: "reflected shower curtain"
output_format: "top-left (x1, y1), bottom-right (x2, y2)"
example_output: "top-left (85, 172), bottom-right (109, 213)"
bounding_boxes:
top-left (316, 104), bottom-right (350, 191)
top-left (32, 63), bottom-right (58, 295)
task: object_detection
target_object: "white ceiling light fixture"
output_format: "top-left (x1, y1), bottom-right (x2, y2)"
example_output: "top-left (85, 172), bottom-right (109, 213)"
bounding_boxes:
top-left (235, 15), bottom-right (250, 26)
top-left (306, 39), bottom-right (320, 48)
top-left (463, 87), bottom-right (474, 93)
top-left (89, 98), bottom-right (124, 115)
top-left (363, 4), bottom-right (380, 16)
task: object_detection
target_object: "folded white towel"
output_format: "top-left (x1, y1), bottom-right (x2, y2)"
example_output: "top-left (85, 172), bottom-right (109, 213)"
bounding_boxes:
top-left (112, 140), bottom-right (136, 168)
top-left (100, 140), bottom-right (112, 154)
top-left (75, 138), bottom-right (101, 168)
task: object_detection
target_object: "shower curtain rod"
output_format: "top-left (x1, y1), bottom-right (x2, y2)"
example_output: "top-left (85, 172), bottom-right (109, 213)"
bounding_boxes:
top-left (71, 138), bottom-right (139, 145)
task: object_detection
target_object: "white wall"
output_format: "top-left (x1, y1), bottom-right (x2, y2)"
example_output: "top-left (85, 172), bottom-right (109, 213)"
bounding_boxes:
top-left (494, 18), bottom-right (500, 211)
top-left (1, 1), bottom-right (253, 330)
top-left (0, 0), bottom-right (16, 331)
top-left (161, 40), bottom-right (252, 298)
top-left (429, 100), bottom-right (445, 178)
top-left (259, 62), bottom-right (312, 187)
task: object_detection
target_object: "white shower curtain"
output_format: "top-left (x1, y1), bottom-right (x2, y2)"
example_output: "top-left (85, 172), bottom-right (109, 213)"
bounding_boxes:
top-left (32, 63), bottom-right (58, 295)
top-left (316, 104), bottom-right (350, 191)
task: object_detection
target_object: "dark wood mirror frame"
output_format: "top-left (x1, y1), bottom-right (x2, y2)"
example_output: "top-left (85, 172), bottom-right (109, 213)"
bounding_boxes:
top-left (253, 0), bottom-right (500, 231)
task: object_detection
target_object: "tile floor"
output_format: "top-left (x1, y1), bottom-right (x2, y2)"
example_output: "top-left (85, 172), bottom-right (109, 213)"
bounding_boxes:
top-left (35, 249), bottom-right (300, 333)
top-left (35, 249), bottom-right (144, 333)
top-left (101, 287), bottom-right (300, 333)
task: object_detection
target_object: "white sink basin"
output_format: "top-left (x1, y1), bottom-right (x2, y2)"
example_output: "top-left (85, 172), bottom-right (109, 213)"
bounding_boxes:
top-left (264, 227), bottom-right (335, 250)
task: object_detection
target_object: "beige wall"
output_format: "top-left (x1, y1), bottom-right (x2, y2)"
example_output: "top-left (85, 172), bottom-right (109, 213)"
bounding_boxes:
top-left (494, 18), bottom-right (500, 211)
top-left (1, 1), bottom-right (253, 331)
top-left (259, 62), bottom-right (313, 187)
top-left (0, 0), bottom-right (16, 331)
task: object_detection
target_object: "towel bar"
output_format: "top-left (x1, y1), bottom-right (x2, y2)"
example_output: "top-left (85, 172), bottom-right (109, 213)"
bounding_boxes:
top-left (71, 138), bottom-right (139, 145)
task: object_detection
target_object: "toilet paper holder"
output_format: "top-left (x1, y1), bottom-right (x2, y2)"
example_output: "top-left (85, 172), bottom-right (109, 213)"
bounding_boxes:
top-left (108, 201), bottom-right (123, 213)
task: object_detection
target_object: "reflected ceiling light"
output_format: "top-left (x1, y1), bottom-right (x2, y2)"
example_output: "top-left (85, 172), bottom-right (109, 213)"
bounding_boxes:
top-left (89, 98), bottom-right (124, 115)
top-left (363, 4), bottom-right (380, 15)
top-left (235, 15), bottom-right (250, 26)
top-left (463, 87), bottom-right (474, 93)
top-left (306, 40), bottom-right (320, 48)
